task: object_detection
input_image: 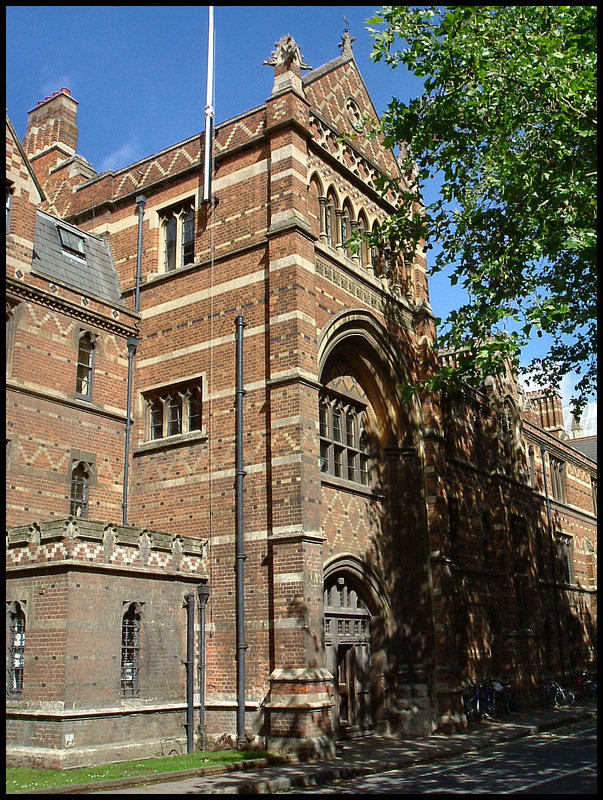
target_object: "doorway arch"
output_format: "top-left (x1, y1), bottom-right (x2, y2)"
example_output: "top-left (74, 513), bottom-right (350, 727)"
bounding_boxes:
top-left (324, 559), bottom-right (386, 737)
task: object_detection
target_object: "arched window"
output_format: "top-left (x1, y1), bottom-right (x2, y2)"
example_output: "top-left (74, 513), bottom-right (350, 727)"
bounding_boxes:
top-left (586, 540), bottom-right (596, 589)
top-left (76, 332), bottom-right (95, 400)
top-left (358, 413), bottom-right (370, 486)
top-left (160, 200), bottom-right (196, 273)
top-left (501, 397), bottom-right (520, 476)
top-left (149, 398), bottom-right (164, 440)
top-left (308, 174), bottom-right (323, 240)
top-left (143, 378), bottom-right (203, 442)
top-left (357, 214), bottom-right (369, 269)
top-left (341, 201), bottom-right (354, 259)
top-left (181, 209), bottom-right (195, 267)
top-left (528, 446), bottom-right (536, 487)
top-left (370, 222), bottom-right (381, 275)
top-left (558, 535), bottom-right (573, 584)
top-left (188, 388), bottom-right (202, 433)
top-left (70, 461), bottom-right (90, 518)
top-left (167, 395), bottom-right (183, 437)
top-left (319, 394), bottom-right (371, 487)
top-left (550, 456), bottom-right (567, 503)
top-left (325, 189), bottom-right (338, 248)
top-left (121, 603), bottom-right (141, 697)
top-left (163, 216), bottom-right (177, 272)
top-left (7, 602), bottom-right (26, 696)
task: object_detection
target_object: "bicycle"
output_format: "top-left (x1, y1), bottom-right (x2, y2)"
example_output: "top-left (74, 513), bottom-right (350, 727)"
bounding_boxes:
top-left (541, 677), bottom-right (575, 708)
top-left (491, 679), bottom-right (515, 715)
top-left (463, 681), bottom-right (497, 724)
top-left (575, 671), bottom-right (597, 701)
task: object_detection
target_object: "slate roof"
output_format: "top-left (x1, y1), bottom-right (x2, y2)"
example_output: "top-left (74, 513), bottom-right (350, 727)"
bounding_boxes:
top-left (568, 436), bottom-right (597, 464)
top-left (32, 210), bottom-right (124, 306)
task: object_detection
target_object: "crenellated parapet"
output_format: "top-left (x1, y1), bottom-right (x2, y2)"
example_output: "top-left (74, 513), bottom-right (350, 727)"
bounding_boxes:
top-left (6, 517), bottom-right (207, 577)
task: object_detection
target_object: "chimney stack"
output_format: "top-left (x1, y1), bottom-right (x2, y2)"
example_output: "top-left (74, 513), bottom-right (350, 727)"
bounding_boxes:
top-left (571, 411), bottom-right (584, 439)
top-left (526, 389), bottom-right (566, 438)
top-left (23, 88), bottom-right (78, 161)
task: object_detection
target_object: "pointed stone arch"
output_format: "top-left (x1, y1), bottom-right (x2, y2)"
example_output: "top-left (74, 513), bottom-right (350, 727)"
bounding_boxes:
top-left (308, 172), bottom-right (323, 240)
top-left (356, 210), bottom-right (370, 270)
top-left (325, 185), bottom-right (339, 248)
top-left (318, 308), bottom-right (420, 450)
top-left (323, 554), bottom-right (388, 736)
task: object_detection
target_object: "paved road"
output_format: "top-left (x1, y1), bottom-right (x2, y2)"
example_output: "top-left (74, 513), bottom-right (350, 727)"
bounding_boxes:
top-left (290, 721), bottom-right (597, 794)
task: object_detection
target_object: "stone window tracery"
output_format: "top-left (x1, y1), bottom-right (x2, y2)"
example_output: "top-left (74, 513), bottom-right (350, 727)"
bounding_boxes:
top-left (319, 393), bottom-right (370, 486)
top-left (345, 97), bottom-right (364, 132)
top-left (143, 379), bottom-right (203, 442)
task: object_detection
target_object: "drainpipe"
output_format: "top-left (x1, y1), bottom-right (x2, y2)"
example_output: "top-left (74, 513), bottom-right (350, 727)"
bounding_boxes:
top-left (197, 583), bottom-right (211, 749)
top-left (134, 195), bottom-right (146, 313)
top-left (184, 591), bottom-right (196, 754)
top-left (540, 446), bottom-right (565, 679)
top-left (234, 315), bottom-right (247, 749)
top-left (122, 195), bottom-right (145, 526)
top-left (121, 336), bottom-right (138, 526)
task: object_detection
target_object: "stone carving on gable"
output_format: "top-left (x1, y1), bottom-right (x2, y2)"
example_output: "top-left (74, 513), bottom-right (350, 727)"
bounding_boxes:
top-left (339, 30), bottom-right (356, 60)
top-left (263, 34), bottom-right (311, 70)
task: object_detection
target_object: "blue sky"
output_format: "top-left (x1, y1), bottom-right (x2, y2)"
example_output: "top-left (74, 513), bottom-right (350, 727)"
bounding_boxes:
top-left (6, 6), bottom-right (592, 418)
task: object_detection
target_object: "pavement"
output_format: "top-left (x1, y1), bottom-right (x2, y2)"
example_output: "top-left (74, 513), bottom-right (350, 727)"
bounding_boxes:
top-left (21, 701), bottom-right (596, 795)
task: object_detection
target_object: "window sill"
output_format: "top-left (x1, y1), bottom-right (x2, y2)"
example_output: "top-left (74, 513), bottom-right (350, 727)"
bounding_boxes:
top-left (146, 260), bottom-right (200, 283)
top-left (320, 472), bottom-right (384, 500)
top-left (134, 429), bottom-right (208, 455)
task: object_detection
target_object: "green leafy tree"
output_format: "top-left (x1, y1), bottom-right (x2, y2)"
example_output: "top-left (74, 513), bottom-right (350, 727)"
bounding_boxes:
top-left (366, 6), bottom-right (596, 412)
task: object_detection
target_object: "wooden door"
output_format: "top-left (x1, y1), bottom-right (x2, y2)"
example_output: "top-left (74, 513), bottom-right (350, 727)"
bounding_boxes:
top-left (324, 574), bottom-right (373, 735)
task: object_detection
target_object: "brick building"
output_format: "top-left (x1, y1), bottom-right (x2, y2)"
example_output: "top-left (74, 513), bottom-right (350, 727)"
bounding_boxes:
top-left (6, 33), bottom-right (596, 768)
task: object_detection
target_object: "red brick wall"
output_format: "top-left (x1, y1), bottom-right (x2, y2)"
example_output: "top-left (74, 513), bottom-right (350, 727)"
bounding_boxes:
top-left (6, 43), bottom-right (596, 756)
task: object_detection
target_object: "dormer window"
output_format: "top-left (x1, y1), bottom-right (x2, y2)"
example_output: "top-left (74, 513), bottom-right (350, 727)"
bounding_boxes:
top-left (58, 226), bottom-right (86, 260)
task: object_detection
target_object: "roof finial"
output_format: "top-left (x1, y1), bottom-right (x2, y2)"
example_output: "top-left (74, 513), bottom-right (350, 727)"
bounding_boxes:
top-left (339, 17), bottom-right (356, 59)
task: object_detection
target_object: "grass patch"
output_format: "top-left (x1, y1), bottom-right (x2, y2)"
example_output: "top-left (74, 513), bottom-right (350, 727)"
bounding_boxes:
top-left (7, 749), bottom-right (270, 793)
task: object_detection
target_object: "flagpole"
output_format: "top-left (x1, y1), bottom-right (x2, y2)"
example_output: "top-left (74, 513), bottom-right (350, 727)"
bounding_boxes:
top-left (203, 5), bottom-right (215, 203)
